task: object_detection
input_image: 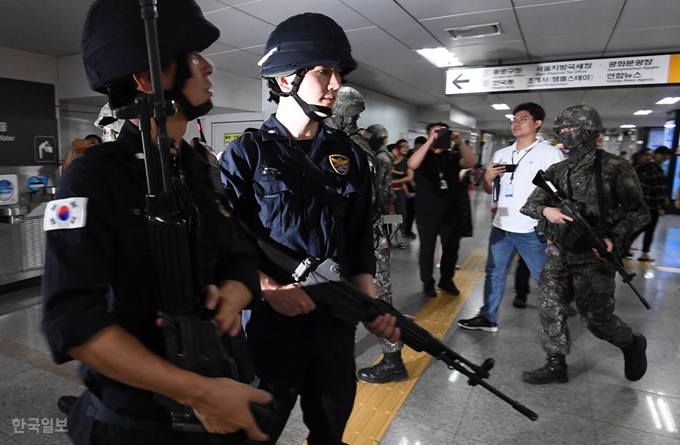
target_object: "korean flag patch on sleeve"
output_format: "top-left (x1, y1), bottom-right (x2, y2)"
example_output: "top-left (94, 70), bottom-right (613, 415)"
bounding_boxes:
top-left (44, 198), bottom-right (88, 231)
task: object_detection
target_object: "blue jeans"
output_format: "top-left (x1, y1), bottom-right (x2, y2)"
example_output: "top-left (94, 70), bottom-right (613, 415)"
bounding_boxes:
top-left (479, 226), bottom-right (547, 323)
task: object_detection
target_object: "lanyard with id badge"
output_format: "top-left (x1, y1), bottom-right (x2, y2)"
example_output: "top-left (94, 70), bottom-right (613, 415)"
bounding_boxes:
top-left (503, 146), bottom-right (534, 197)
top-left (435, 156), bottom-right (448, 190)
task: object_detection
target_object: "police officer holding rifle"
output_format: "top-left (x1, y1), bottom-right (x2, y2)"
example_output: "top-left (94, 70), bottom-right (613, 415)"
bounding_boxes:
top-left (41, 1), bottom-right (271, 443)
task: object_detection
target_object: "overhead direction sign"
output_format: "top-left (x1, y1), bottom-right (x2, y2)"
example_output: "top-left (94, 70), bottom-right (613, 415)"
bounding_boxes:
top-left (445, 54), bottom-right (680, 95)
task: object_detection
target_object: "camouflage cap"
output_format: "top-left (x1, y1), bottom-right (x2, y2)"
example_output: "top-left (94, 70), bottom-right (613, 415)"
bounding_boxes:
top-left (365, 124), bottom-right (388, 140)
top-left (332, 86), bottom-right (365, 118)
top-left (553, 104), bottom-right (604, 135)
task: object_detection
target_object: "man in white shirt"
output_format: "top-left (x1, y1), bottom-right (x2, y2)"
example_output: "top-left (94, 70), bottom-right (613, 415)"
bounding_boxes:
top-left (458, 103), bottom-right (564, 332)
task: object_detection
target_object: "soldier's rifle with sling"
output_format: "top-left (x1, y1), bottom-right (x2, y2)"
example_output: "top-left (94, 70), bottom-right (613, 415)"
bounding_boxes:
top-left (245, 233), bottom-right (539, 421)
top-left (532, 170), bottom-right (652, 310)
top-left (113, 0), bottom-right (271, 441)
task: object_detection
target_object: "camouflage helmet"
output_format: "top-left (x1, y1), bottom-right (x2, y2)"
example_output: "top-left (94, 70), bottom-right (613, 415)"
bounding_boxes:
top-left (332, 86), bottom-right (365, 117)
top-left (553, 105), bottom-right (603, 149)
top-left (365, 124), bottom-right (388, 140)
top-left (553, 105), bottom-right (604, 134)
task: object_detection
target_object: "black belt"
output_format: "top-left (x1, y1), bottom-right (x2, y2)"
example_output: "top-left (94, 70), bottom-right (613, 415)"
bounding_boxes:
top-left (85, 394), bottom-right (170, 431)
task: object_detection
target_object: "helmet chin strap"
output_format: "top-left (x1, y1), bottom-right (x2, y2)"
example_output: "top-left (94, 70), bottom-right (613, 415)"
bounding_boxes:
top-left (269, 70), bottom-right (332, 123)
top-left (164, 55), bottom-right (214, 121)
top-left (165, 90), bottom-right (213, 121)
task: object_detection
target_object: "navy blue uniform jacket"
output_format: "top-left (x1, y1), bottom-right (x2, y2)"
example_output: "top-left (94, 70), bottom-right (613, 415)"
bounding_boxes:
top-left (219, 115), bottom-right (376, 281)
top-left (219, 115), bottom-right (376, 385)
top-left (41, 121), bottom-right (260, 420)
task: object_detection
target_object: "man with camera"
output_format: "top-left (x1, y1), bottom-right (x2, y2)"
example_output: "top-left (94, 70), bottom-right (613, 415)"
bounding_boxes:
top-left (458, 103), bottom-right (563, 332)
top-left (407, 122), bottom-right (476, 298)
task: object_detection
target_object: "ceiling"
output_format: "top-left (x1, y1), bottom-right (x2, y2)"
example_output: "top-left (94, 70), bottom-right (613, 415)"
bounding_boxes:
top-left (1, 0), bottom-right (679, 133)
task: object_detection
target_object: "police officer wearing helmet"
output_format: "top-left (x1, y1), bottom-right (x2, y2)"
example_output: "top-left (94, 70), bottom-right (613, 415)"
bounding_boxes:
top-left (521, 105), bottom-right (650, 385)
top-left (219, 13), bottom-right (399, 445)
top-left (42, 0), bottom-right (271, 443)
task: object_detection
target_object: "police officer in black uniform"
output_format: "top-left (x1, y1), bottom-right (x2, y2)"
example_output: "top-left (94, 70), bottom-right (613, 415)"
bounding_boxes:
top-left (219, 13), bottom-right (399, 445)
top-left (41, 1), bottom-right (271, 443)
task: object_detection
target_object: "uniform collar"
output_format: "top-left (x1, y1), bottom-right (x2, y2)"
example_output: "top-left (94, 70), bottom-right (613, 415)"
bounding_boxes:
top-left (512, 139), bottom-right (540, 153)
top-left (261, 114), bottom-right (351, 146)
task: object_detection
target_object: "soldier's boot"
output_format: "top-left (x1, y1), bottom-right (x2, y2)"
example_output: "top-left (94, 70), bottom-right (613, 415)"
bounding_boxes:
top-left (621, 333), bottom-right (647, 381)
top-left (522, 353), bottom-right (568, 384)
top-left (357, 352), bottom-right (408, 384)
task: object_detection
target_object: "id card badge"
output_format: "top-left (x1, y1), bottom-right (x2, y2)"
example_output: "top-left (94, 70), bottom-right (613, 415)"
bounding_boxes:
top-left (505, 183), bottom-right (514, 197)
top-left (438, 172), bottom-right (448, 190)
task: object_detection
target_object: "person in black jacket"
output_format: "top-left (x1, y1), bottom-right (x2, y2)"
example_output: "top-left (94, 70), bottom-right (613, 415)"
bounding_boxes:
top-left (42, 1), bottom-right (270, 443)
top-left (407, 122), bottom-right (476, 298)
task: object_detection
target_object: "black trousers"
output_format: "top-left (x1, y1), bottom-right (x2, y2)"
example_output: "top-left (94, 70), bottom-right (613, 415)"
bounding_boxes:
top-left (514, 256), bottom-right (531, 300)
top-left (245, 306), bottom-right (357, 445)
top-left (66, 391), bottom-right (188, 445)
top-left (416, 212), bottom-right (461, 287)
top-left (404, 196), bottom-right (416, 234)
top-left (640, 208), bottom-right (660, 253)
top-left (392, 189), bottom-right (407, 240)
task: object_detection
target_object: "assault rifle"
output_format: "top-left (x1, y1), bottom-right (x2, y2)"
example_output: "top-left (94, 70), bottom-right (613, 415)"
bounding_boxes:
top-left (247, 235), bottom-right (538, 421)
top-left (532, 170), bottom-right (651, 310)
top-left (112, 0), bottom-right (272, 441)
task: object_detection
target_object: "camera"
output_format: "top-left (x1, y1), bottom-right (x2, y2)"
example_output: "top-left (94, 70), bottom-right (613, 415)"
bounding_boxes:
top-left (494, 163), bottom-right (517, 173)
top-left (433, 129), bottom-right (452, 149)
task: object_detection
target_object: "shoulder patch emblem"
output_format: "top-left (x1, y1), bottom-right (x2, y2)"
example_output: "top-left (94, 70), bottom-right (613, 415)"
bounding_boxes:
top-left (329, 154), bottom-right (350, 175)
top-left (44, 197), bottom-right (88, 231)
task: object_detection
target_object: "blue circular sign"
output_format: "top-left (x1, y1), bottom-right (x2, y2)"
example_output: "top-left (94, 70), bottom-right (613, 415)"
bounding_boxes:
top-left (0, 179), bottom-right (14, 202)
top-left (27, 175), bottom-right (48, 193)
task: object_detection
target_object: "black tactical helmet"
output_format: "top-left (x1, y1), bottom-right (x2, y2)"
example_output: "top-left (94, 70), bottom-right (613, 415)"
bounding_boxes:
top-left (258, 13), bottom-right (357, 78)
top-left (82, 0), bottom-right (219, 94)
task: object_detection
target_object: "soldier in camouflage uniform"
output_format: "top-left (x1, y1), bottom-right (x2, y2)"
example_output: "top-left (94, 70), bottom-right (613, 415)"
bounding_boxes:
top-left (326, 86), bottom-right (383, 215)
top-left (520, 105), bottom-right (651, 384)
top-left (326, 92), bottom-right (406, 383)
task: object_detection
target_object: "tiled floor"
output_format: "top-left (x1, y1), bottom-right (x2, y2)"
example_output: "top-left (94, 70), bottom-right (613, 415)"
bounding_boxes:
top-left (0, 190), bottom-right (678, 444)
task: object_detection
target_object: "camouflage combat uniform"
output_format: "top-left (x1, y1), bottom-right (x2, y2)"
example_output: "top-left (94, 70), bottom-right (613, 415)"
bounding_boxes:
top-left (326, 90), bottom-right (400, 355)
top-left (521, 105), bottom-right (650, 356)
top-left (372, 139), bottom-right (400, 353)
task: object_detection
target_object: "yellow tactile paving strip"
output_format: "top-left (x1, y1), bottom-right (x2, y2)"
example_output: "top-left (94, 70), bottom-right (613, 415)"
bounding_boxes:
top-left (298, 253), bottom-right (678, 444)
top-left (303, 248), bottom-right (488, 445)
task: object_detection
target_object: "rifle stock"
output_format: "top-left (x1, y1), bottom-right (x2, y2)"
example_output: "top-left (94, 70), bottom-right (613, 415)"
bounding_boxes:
top-left (532, 170), bottom-right (651, 310)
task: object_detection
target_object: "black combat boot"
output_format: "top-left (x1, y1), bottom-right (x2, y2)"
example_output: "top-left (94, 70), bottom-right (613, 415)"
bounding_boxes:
top-left (57, 395), bottom-right (78, 415)
top-left (522, 353), bottom-right (568, 384)
top-left (357, 352), bottom-right (408, 384)
top-left (621, 333), bottom-right (647, 381)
